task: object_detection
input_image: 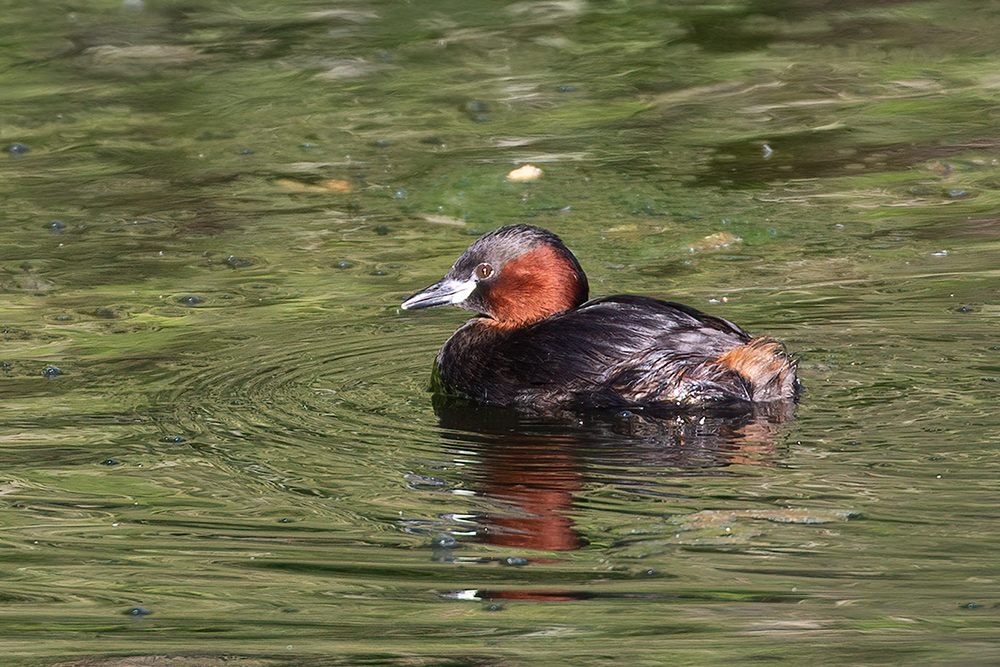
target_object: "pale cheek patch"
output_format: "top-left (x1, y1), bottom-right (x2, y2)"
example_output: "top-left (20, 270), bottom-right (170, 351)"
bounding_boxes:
top-left (450, 279), bottom-right (478, 304)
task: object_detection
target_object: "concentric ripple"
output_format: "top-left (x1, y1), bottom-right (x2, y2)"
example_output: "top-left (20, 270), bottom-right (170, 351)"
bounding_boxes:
top-left (131, 312), bottom-right (458, 531)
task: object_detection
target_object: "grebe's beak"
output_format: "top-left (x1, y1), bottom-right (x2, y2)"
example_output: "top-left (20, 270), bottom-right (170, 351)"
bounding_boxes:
top-left (401, 277), bottom-right (477, 310)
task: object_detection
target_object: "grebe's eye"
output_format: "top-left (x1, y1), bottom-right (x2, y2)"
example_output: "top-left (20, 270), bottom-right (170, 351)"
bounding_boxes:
top-left (474, 263), bottom-right (494, 280)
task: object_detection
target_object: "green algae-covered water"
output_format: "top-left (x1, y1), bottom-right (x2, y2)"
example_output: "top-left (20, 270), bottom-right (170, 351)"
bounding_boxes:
top-left (2, 1), bottom-right (1000, 665)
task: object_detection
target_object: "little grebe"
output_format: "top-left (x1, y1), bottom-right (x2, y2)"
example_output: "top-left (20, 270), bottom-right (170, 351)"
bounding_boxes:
top-left (401, 224), bottom-right (798, 411)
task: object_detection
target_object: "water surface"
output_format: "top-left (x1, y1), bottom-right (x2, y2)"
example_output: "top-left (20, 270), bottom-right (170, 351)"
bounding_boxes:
top-left (2, 1), bottom-right (1000, 665)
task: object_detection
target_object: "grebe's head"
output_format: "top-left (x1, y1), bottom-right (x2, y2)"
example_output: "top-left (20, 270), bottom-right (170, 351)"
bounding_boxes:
top-left (401, 224), bottom-right (589, 327)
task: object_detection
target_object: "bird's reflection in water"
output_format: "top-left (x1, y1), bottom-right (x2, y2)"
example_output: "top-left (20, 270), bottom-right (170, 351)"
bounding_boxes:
top-left (434, 395), bottom-right (796, 554)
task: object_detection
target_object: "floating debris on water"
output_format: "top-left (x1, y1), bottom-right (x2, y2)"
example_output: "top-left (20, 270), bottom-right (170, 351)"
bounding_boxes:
top-left (507, 164), bottom-right (543, 182)
top-left (274, 178), bottom-right (352, 193)
top-left (322, 179), bottom-right (352, 192)
top-left (224, 255), bottom-right (255, 269)
top-left (689, 232), bottom-right (741, 252)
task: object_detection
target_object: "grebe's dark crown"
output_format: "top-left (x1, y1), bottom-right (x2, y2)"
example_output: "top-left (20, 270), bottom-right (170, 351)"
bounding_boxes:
top-left (452, 224), bottom-right (579, 275)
